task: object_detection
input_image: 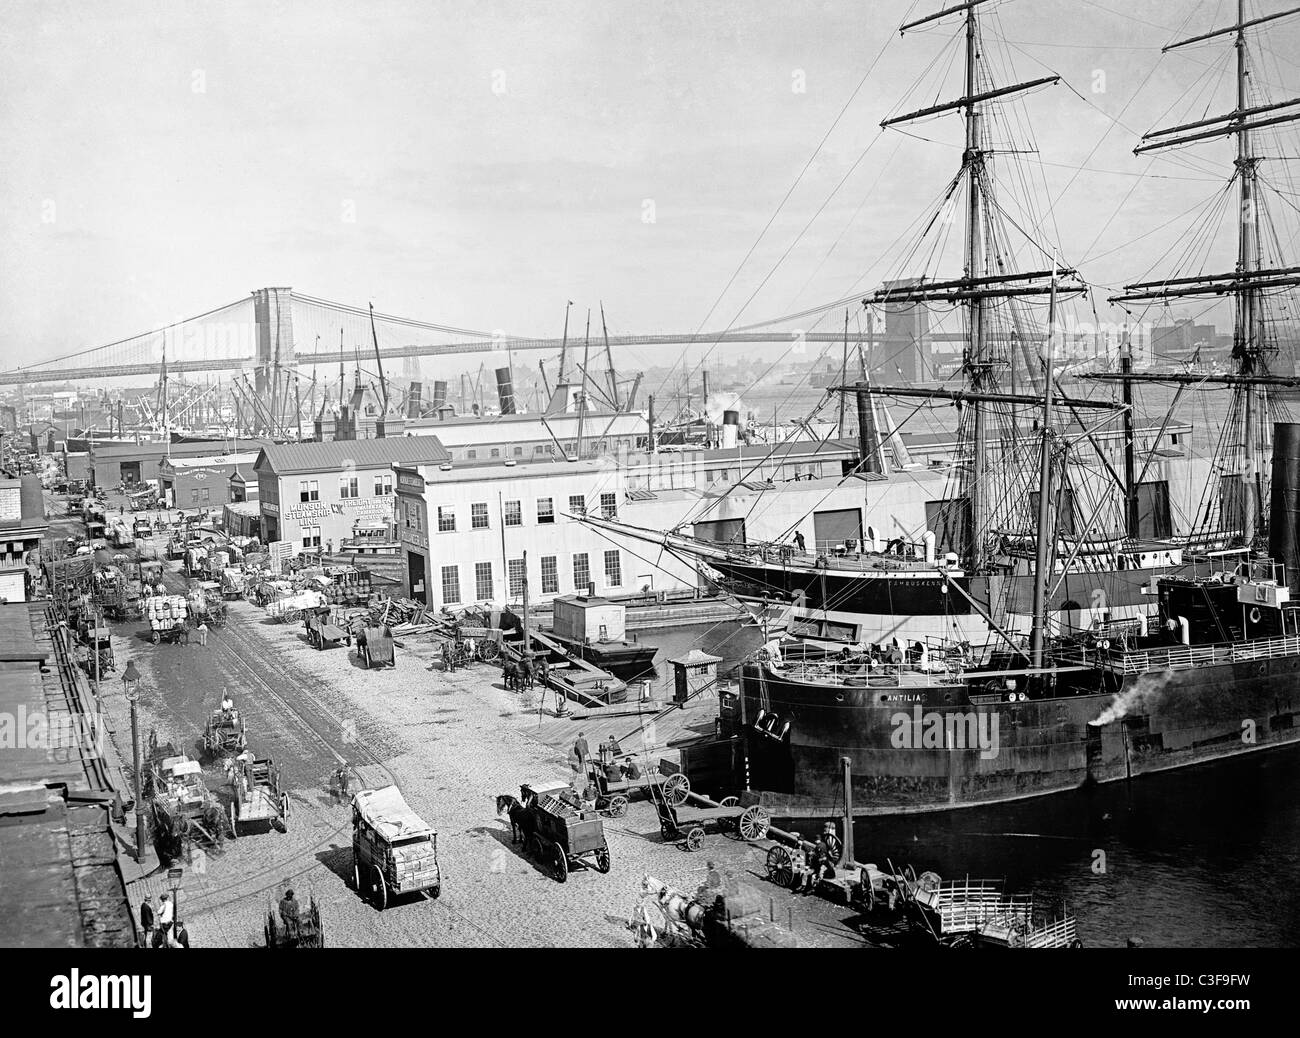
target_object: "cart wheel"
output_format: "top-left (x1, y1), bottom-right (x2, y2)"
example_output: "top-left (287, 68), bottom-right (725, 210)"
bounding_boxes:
top-left (151, 632), bottom-right (160, 645)
top-left (608, 795), bottom-right (629, 818)
top-left (281, 792), bottom-right (291, 822)
top-left (766, 845), bottom-right (794, 888)
top-left (595, 839), bottom-right (611, 874)
top-left (739, 805), bottom-right (771, 842)
top-left (718, 796), bottom-right (741, 833)
top-left (228, 801), bottom-right (237, 838)
top-left (663, 773), bottom-right (690, 806)
top-left (552, 844), bottom-right (568, 884)
top-left (477, 639), bottom-right (501, 663)
top-left (352, 862), bottom-right (364, 893)
top-left (686, 827), bottom-right (704, 852)
top-left (372, 866), bottom-right (387, 910)
top-left (660, 820), bottom-right (677, 842)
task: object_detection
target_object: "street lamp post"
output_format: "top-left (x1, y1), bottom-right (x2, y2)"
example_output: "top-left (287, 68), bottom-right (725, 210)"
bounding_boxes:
top-left (121, 660), bottom-right (148, 862)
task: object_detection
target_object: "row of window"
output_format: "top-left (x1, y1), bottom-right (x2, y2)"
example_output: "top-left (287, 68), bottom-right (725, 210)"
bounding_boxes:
top-left (431, 493), bottom-right (617, 533)
top-left (458, 437), bottom-right (644, 461)
top-left (299, 474), bottom-right (393, 503)
top-left (438, 550), bottom-right (622, 604)
top-left (190, 488), bottom-right (210, 505)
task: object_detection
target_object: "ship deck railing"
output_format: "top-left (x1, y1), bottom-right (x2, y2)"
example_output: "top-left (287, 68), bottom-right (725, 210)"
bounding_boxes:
top-left (1106, 633), bottom-right (1300, 675)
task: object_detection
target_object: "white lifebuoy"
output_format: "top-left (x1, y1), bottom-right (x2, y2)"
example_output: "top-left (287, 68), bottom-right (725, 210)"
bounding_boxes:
top-left (1249, 608), bottom-right (1262, 625)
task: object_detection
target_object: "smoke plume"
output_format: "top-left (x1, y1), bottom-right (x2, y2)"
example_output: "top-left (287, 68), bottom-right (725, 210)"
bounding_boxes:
top-left (1091, 668), bottom-right (1174, 726)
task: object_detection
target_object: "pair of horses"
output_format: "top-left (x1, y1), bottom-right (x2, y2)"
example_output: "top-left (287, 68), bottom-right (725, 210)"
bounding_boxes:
top-left (501, 657), bottom-right (535, 691)
top-left (495, 793), bottom-right (536, 845)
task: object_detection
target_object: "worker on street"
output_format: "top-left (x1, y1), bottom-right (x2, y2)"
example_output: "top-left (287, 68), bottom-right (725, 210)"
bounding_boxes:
top-left (279, 889), bottom-right (301, 935)
top-left (196, 621), bottom-right (209, 647)
top-left (572, 732), bottom-right (589, 773)
top-left (139, 895), bottom-right (155, 948)
top-left (794, 530), bottom-right (806, 552)
top-left (154, 892), bottom-right (174, 946)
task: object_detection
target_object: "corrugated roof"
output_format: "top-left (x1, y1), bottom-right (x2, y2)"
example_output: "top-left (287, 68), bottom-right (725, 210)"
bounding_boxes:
top-left (254, 435), bottom-right (451, 476)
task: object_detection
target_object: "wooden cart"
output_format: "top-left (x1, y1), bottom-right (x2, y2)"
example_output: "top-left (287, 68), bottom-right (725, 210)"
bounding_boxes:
top-left (652, 780), bottom-right (770, 852)
top-left (350, 785), bottom-right (441, 910)
top-left (519, 780), bottom-right (611, 882)
top-left (583, 758), bottom-right (683, 818)
top-left (355, 624), bottom-right (396, 668)
top-left (201, 705), bottom-right (247, 757)
top-left (226, 752), bottom-right (289, 835)
top-left (304, 606), bottom-right (351, 650)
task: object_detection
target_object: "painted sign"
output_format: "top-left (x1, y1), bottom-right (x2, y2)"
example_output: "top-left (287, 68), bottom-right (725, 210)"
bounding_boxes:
top-left (283, 501), bottom-right (331, 522)
top-left (401, 526), bottom-right (429, 550)
top-left (263, 502), bottom-right (280, 516)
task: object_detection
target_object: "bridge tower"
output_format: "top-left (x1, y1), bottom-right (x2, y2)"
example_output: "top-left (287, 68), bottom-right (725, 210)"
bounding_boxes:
top-left (252, 287), bottom-right (296, 397)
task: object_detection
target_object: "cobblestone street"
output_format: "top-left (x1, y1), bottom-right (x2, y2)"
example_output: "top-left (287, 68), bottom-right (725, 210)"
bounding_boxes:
top-left (98, 552), bottom-right (865, 949)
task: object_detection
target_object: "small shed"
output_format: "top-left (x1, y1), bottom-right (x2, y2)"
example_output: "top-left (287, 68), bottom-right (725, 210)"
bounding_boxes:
top-left (669, 648), bottom-right (722, 704)
top-left (552, 595), bottom-right (626, 643)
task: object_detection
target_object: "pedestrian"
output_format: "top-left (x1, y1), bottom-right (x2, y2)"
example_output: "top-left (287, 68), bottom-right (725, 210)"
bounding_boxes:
top-left (180, 622), bottom-right (190, 646)
top-left (139, 895), bottom-right (155, 948)
top-left (794, 530), bottom-right (806, 552)
top-left (335, 761), bottom-right (351, 803)
top-left (171, 919), bottom-right (190, 948)
top-left (196, 621), bottom-right (208, 647)
top-left (156, 892), bottom-right (174, 943)
top-left (278, 889), bottom-right (301, 936)
top-left (572, 732), bottom-right (589, 773)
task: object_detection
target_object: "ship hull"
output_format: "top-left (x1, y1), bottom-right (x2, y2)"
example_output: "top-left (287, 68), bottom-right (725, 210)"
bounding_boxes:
top-left (719, 657), bottom-right (1300, 816)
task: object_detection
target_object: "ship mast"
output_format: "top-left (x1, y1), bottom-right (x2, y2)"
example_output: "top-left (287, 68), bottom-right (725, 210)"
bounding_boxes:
top-left (870, 0), bottom-right (1073, 570)
top-left (1100, 1), bottom-right (1300, 548)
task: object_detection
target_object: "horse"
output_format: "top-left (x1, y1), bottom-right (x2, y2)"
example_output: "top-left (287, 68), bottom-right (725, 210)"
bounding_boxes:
top-left (501, 659), bottom-right (521, 691)
top-left (518, 657), bottom-right (535, 690)
top-left (495, 794), bottom-right (535, 844)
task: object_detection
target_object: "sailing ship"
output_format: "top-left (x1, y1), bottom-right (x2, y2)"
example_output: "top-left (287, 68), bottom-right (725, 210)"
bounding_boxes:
top-left (590, 0), bottom-right (1300, 814)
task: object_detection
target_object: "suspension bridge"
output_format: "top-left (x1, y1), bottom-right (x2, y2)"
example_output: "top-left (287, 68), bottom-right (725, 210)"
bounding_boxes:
top-left (0, 287), bottom-right (928, 388)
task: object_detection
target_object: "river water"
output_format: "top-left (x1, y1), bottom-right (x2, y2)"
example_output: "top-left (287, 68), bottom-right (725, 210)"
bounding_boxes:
top-left (634, 621), bottom-right (1300, 948)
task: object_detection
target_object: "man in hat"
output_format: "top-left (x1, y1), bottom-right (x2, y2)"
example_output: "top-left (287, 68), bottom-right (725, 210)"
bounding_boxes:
top-left (278, 889), bottom-right (301, 939)
top-left (572, 732), bottom-right (589, 773)
top-left (139, 895), bottom-right (155, 948)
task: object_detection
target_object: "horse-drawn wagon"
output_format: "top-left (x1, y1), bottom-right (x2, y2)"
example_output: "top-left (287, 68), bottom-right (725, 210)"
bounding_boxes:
top-left (503, 780), bottom-right (611, 883)
top-left (350, 785), bottom-right (441, 909)
top-left (201, 702), bottom-right (247, 757)
top-left (145, 594), bottom-right (189, 644)
top-left (225, 751), bottom-right (289, 835)
top-left (304, 605), bottom-right (351, 650)
top-left (146, 739), bottom-right (228, 858)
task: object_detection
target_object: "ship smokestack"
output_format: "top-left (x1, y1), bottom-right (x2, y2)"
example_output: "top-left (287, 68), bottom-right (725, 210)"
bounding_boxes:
top-left (495, 368), bottom-right (516, 414)
top-left (855, 383), bottom-right (882, 475)
top-left (721, 409), bottom-right (740, 449)
top-left (407, 381), bottom-right (423, 419)
top-left (431, 380), bottom-right (448, 413)
top-left (1269, 421), bottom-right (1300, 593)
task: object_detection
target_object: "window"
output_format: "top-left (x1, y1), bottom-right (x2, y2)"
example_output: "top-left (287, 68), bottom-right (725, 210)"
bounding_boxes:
top-left (191, 489), bottom-right (200, 505)
top-left (437, 506), bottom-right (456, 532)
top-left (508, 558), bottom-right (526, 597)
top-left (513, 446), bottom-right (523, 457)
top-left (373, 474), bottom-right (393, 496)
top-left (475, 561), bottom-right (493, 600)
top-left (340, 475), bottom-right (358, 498)
top-left (600, 492), bottom-right (617, 520)
top-left (301, 525), bottom-right (321, 549)
top-left (490, 448), bottom-right (500, 459)
top-left (568, 495), bottom-right (586, 518)
top-left (534, 445), bottom-right (547, 456)
top-left (573, 553), bottom-right (590, 590)
top-left (471, 502), bottom-right (489, 529)
top-left (537, 497), bottom-right (554, 524)
top-left (541, 555), bottom-right (558, 594)
top-left (441, 565), bottom-right (461, 604)
top-left (299, 479), bottom-right (319, 503)
top-left (201, 488), bottom-right (210, 503)
top-left (604, 549), bottom-right (622, 587)
top-left (504, 500), bottom-right (522, 526)
top-left (467, 449), bottom-right (477, 460)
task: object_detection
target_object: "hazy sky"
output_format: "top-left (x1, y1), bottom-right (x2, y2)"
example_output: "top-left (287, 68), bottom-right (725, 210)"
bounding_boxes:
top-left (3, 0), bottom-right (1299, 371)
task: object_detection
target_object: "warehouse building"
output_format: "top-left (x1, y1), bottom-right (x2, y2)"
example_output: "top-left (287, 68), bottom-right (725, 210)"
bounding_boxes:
top-left (158, 451), bottom-right (260, 510)
top-left (0, 476), bottom-right (47, 603)
top-left (254, 436), bottom-right (451, 555)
